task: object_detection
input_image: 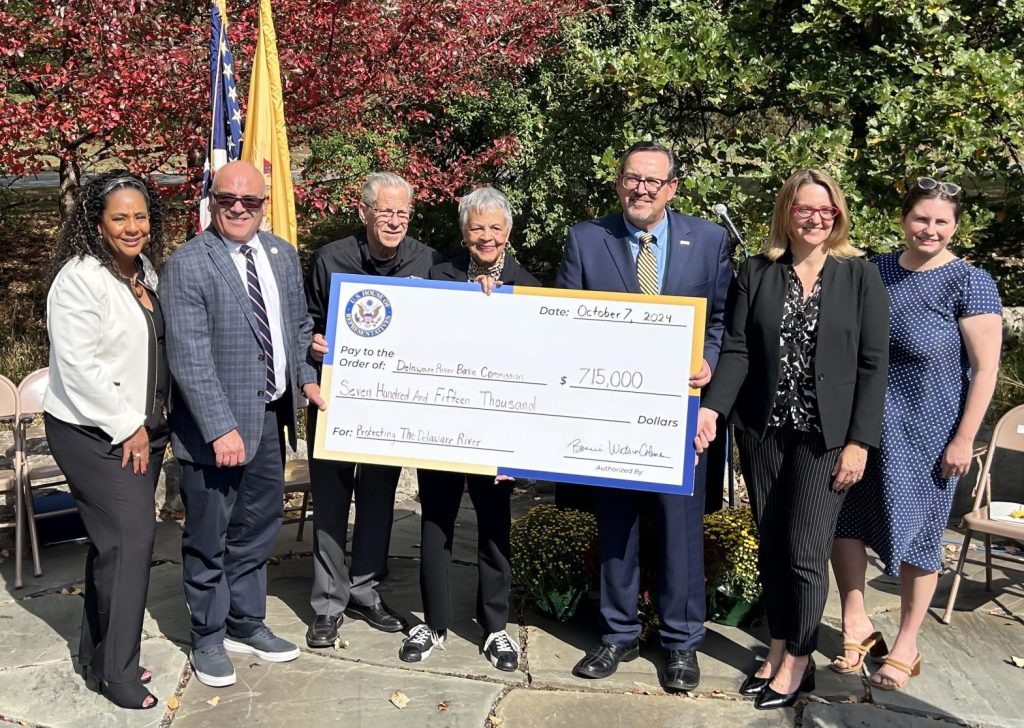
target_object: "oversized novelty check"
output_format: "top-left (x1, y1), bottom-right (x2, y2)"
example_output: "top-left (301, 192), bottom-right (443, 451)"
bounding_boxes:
top-left (313, 275), bottom-right (706, 494)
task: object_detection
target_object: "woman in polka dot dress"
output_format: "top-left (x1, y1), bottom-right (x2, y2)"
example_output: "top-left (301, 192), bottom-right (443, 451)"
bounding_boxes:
top-left (832, 178), bottom-right (1003, 690)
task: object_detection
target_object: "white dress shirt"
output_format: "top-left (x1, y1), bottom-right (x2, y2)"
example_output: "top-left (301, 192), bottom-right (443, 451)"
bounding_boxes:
top-left (223, 235), bottom-right (287, 402)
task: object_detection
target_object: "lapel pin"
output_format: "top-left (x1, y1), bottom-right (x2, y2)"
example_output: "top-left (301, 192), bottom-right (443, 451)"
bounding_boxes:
top-left (678, 239), bottom-right (691, 246)
top-left (271, 246), bottom-right (279, 254)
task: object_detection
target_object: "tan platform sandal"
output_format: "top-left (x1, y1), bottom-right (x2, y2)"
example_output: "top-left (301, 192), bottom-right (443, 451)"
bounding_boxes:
top-left (870, 654), bottom-right (921, 691)
top-left (829, 631), bottom-right (888, 674)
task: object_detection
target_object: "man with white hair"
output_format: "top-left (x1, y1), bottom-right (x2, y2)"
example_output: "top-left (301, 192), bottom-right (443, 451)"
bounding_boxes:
top-left (303, 173), bottom-right (443, 648)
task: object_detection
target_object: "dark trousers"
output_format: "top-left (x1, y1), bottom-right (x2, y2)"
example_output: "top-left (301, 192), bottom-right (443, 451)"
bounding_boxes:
top-left (418, 470), bottom-right (513, 636)
top-left (739, 427), bottom-right (844, 656)
top-left (44, 414), bottom-right (161, 684)
top-left (596, 454), bottom-right (708, 650)
top-left (179, 406), bottom-right (285, 648)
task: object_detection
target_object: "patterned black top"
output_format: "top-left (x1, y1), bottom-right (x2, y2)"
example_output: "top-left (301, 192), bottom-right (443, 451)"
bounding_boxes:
top-left (769, 266), bottom-right (823, 432)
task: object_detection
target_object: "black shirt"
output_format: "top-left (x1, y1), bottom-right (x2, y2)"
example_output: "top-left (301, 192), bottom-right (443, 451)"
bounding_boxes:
top-left (305, 231), bottom-right (443, 335)
top-left (428, 251), bottom-right (541, 287)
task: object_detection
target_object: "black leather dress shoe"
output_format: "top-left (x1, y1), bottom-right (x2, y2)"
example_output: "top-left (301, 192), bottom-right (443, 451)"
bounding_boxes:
top-left (344, 601), bottom-right (405, 633)
top-left (305, 614), bottom-right (341, 648)
top-left (663, 649), bottom-right (700, 692)
top-left (754, 659), bottom-right (815, 710)
top-left (572, 640), bottom-right (640, 679)
top-left (738, 668), bottom-right (772, 697)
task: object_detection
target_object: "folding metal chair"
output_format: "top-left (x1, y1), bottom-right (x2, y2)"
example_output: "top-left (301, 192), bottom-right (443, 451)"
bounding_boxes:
top-left (1, 374), bottom-right (39, 588)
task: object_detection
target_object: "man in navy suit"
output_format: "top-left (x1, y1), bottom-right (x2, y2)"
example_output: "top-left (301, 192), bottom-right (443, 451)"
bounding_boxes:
top-left (163, 161), bottom-right (325, 688)
top-left (556, 141), bottom-right (731, 692)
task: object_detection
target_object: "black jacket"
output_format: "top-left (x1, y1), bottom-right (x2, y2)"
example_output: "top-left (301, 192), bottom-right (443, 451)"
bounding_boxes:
top-left (702, 253), bottom-right (890, 450)
top-left (428, 251), bottom-right (541, 287)
top-left (305, 231), bottom-right (443, 335)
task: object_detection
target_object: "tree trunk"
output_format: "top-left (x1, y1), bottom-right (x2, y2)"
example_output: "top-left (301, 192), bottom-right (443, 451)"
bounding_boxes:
top-left (58, 155), bottom-right (82, 224)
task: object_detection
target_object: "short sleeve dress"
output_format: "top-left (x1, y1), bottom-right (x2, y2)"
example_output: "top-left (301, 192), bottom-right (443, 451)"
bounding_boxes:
top-left (835, 252), bottom-right (1002, 577)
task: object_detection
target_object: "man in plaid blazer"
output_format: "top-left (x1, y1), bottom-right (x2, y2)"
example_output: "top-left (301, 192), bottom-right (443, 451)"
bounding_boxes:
top-left (162, 161), bottom-right (324, 688)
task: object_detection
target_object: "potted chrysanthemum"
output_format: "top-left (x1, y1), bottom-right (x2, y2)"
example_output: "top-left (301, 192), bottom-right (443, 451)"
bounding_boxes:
top-left (703, 506), bottom-right (762, 626)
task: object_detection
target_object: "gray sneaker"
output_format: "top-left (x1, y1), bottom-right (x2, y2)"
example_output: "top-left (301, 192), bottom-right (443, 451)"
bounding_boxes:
top-left (224, 625), bottom-right (300, 662)
top-left (190, 644), bottom-right (236, 687)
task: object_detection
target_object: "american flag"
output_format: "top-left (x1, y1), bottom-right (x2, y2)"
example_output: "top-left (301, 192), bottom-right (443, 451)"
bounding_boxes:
top-left (198, 0), bottom-right (242, 231)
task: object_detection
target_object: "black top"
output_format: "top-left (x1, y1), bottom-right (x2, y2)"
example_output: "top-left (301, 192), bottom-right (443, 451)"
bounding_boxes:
top-left (428, 251), bottom-right (541, 287)
top-left (702, 253), bottom-right (890, 451)
top-left (305, 231), bottom-right (443, 335)
top-left (769, 266), bottom-right (823, 432)
top-left (127, 277), bottom-right (170, 449)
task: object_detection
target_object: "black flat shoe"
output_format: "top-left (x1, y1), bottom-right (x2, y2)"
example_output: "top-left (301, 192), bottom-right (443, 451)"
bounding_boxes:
top-left (306, 614), bottom-right (342, 648)
top-left (344, 600), bottom-right (405, 633)
top-left (98, 679), bottom-right (158, 710)
top-left (754, 659), bottom-right (815, 710)
top-left (572, 640), bottom-right (640, 679)
top-left (739, 668), bottom-right (773, 697)
top-left (663, 649), bottom-right (700, 692)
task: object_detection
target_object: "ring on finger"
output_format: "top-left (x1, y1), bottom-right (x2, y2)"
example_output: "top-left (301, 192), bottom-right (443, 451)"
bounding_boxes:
top-left (132, 452), bottom-right (142, 459)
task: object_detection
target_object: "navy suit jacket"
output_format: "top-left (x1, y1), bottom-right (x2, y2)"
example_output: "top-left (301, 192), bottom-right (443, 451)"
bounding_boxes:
top-left (555, 210), bottom-right (732, 370)
top-left (162, 229), bottom-right (318, 466)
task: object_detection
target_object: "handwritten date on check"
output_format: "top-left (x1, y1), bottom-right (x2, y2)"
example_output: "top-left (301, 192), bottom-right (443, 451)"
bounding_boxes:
top-left (313, 275), bottom-right (707, 495)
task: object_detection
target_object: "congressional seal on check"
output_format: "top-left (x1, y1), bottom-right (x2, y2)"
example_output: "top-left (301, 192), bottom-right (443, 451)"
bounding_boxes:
top-left (313, 274), bottom-right (707, 495)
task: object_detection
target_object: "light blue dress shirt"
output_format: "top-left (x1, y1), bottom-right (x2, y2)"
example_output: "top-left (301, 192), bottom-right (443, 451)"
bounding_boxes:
top-left (624, 213), bottom-right (670, 292)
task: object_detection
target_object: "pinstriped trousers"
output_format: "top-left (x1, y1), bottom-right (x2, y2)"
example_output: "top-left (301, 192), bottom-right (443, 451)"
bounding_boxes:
top-left (738, 427), bottom-right (844, 656)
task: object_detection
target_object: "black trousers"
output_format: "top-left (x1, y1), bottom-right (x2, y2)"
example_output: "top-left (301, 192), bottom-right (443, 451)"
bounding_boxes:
top-left (44, 414), bottom-right (162, 684)
top-left (418, 469), bottom-right (512, 636)
top-left (738, 426), bottom-right (844, 656)
top-left (179, 406), bottom-right (285, 647)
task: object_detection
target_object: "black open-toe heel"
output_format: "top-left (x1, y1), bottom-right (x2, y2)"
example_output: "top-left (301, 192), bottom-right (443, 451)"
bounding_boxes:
top-left (99, 679), bottom-right (158, 710)
top-left (80, 664), bottom-right (150, 687)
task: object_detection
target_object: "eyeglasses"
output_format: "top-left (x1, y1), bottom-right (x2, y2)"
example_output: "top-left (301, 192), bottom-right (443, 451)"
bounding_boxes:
top-left (790, 205), bottom-right (840, 221)
top-left (619, 174), bottom-right (672, 193)
top-left (212, 193), bottom-right (266, 211)
top-left (366, 205), bottom-right (413, 222)
top-left (916, 177), bottom-right (961, 197)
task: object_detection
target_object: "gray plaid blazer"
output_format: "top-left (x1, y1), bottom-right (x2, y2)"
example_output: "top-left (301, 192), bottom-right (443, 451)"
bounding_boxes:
top-left (162, 229), bottom-right (317, 466)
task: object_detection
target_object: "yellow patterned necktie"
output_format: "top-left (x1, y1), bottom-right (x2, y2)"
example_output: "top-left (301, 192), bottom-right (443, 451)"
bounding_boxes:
top-left (637, 232), bottom-right (659, 295)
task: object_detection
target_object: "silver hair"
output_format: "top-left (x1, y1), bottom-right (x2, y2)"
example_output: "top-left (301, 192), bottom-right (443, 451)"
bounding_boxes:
top-left (360, 172), bottom-right (414, 207)
top-left (458, 186), bottom-right (513, 232)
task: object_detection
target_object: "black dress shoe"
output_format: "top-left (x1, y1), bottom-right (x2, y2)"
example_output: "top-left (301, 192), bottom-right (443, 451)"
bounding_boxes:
top-left (305, 614), bottom-right (342, 648)
top-left (344, 601), bottom-right (405, 633)
top-left (572, 640), bottom-right (640, 679)
top-left (754, 658), bottom-right (815, 710)
top-left (738, 668), bottom-right (772, 697)
top-left (663, 649), bottom-right (700, 692)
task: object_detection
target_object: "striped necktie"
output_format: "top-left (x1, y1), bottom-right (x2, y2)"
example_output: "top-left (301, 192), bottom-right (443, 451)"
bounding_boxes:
top-left (637, 232), bottom-right (659, 295)
top-left (241, 245), bottom-right (277, 401)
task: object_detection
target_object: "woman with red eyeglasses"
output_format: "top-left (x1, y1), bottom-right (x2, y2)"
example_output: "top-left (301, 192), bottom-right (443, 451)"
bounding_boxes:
top-left (831, 179), bottom-right (1001, 691)
top-left (693, 169), bottom-right (890, 709)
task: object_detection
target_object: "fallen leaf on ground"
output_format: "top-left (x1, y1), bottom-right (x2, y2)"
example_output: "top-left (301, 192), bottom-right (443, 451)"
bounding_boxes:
top-left (1010, 656), bottom-right (1024, 668)
top-left (167, 695), bottom-right (180, 711)
top-left (437, 701), bottom-right (449, 712)
top-left (389, 691), bottom-right (410, 709)
top-left (334, 637), bottom-right (350, 649)
top-left (206, 696), bottom-right (220, 707)
top-left (69, 587), bottom-right (81, 595)
top-left (248, 662), bottom-right (260, 668)
top-left (488, 716), bottom-right (504, 727)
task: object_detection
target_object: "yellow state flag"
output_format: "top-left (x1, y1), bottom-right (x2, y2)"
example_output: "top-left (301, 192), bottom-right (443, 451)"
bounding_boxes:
top-left (242, 0), bottom-right (297, 245)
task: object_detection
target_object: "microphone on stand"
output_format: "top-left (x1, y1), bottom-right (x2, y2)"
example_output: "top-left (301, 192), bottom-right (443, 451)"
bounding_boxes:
top-left (712, 203), bottom-right (749, 259)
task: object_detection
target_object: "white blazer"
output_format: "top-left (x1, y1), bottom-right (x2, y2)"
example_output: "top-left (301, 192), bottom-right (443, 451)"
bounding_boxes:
top-left (44, 254), bottom-right (159, 444)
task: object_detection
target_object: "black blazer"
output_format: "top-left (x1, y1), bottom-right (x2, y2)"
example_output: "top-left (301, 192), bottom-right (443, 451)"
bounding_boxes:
top-left (702, 253), bottom-right (890, 451)
top-left (428, 251), bottom-right (541, 287)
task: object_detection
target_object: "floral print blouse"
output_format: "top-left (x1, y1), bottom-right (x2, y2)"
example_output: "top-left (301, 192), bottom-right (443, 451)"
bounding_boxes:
top-left (769, 266), bottom-right (823, 432)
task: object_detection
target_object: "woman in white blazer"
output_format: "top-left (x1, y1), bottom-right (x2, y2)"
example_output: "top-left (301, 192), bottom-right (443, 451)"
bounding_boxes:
top-left (44, 171), bottom-right (168, 710)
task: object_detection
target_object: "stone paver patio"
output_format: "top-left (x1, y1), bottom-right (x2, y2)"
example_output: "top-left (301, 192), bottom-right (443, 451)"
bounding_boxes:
top-left (1, 489), bottom-right (1021, 728)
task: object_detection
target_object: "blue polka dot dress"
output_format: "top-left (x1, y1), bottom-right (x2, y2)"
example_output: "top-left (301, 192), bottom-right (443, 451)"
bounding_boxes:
top-left (835, 252), bottom-right (1002, 577)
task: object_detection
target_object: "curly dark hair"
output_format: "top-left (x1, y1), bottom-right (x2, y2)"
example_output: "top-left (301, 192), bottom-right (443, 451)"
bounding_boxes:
top-left (53, 170), bottom-right (164, 280)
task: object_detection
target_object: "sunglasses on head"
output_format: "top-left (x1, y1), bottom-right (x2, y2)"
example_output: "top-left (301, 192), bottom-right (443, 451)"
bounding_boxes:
top-left (916, 177), bottom-right (961, 197)
top-left (212, 193), bottom-right (266, 211)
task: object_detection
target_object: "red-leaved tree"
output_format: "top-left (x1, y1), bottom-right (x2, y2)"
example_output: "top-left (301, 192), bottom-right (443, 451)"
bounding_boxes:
top-left (0, 0), bottom-right (593, 219)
